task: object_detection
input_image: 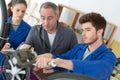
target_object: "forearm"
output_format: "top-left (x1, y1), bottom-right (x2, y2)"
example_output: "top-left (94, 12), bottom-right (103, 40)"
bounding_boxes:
top-left (37, 53), bottom-right (53, 58)
top-left (54, 58), bottom-right (73, 70)
top-left (35, 54), bottom-right (73, 70)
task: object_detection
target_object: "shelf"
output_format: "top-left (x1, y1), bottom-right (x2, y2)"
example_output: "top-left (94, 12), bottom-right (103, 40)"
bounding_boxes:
top-left (58, 4), bottom-right (117, 47)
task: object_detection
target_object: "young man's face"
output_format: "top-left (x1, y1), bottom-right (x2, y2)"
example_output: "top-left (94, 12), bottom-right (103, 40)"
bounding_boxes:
top-left (40, 8), bottom-right (58, 33)
top-left (81, 22), bottom-right (100, 45)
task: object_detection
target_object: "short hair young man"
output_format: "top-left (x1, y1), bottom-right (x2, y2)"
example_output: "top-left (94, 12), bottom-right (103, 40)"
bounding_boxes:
top-left (35, 12), bottom-right (116, 80)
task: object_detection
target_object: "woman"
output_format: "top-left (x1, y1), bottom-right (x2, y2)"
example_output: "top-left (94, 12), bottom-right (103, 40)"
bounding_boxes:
top-left (7, 0), bottom-right (31, 49)
top-left (0, 0), bottom-right (31, 79)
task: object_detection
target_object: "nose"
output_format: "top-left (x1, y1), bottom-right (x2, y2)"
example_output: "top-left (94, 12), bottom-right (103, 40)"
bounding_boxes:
top-left (81, 31), bottom-right (85, 37)
top-left (44, 19), bottom-right (49, 26)
top-left (19, 11), bottom-right (24, 17)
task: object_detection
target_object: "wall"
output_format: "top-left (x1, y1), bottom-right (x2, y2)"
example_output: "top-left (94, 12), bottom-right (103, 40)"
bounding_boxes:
top-left (28, 0), bottom-right (120, 41)
top-left (66, 0), bottom-right (120, 41)
top-left (5, 0), bottom-right (120, 41)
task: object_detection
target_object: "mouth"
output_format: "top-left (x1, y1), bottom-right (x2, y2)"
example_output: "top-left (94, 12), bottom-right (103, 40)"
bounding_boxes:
top-left (17, 16), bottom-right (22, 19)
top-left (19, 16), bottom-right (21, 18)
top-left (82, 37), bottom-right (87, 41)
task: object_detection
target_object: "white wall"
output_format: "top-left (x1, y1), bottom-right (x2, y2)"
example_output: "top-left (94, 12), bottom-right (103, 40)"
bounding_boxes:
top-left (28, 0), bottom-right (120, 41)
top-left (65, 0), bottom-right (120, 41)
top-left (5, 0), bottom-right (120, 41)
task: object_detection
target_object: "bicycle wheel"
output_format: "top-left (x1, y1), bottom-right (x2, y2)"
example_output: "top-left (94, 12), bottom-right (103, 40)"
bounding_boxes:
top-left (2, 54), bottom-right (30, 80)
top-left (0, 0), bottom-right (10, 50)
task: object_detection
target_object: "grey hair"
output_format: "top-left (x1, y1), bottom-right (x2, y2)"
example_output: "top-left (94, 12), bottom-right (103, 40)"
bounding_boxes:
top-left (39, 2), bottom-right (59, 15)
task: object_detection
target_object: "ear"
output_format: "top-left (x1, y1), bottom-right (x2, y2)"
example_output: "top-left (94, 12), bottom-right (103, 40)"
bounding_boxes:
top-left (97, 28), bottom-right (103, 36)
top-left (10, 7), bottom-right (13, 12)
top-left (56, 14), bottom-right (59, 21)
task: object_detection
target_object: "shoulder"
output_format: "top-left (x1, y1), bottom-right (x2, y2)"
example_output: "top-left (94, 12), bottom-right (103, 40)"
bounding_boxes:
top-left (104, 47), bottom-right (116, 58)
top-left (19, 20), bottom-right (31, 32)
top-left (29, 25), bottom-right (41, 33)
top-left (22, 20), bottom-right (31, 28)
top-left (58, 23), bottom-right (75, 34)
top-left (60, 24), bottom-right (73, 31)
top-left (31, 25), bottom-right (41, 30)
top-left (7, 16), bottom-right (12, 22)
top-left (93, 43), bottom-right (116, 59)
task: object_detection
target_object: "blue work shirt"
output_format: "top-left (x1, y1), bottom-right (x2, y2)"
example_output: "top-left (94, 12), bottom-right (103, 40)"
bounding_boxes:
top-left (54, 43), bottom-right (116, 80)
top-left (7, 16), bottom-right (31, 49)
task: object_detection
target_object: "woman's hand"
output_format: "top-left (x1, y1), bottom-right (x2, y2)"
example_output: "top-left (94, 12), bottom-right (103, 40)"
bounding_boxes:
top-left (1, 43), bottom-right (11, 54)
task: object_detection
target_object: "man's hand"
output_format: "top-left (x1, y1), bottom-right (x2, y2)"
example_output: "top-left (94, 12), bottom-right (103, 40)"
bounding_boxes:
top-left (18, 44), bottom-right (31, 49)
top-left (35, 56), bottom-right (52, 69)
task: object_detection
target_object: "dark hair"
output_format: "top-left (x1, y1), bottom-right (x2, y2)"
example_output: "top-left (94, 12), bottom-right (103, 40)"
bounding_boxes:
top-left (39, 2), bottom-right (59, 15)
top-left (7, 0), bottom-right (27, 17)
top-left (79, 12), bottom-right (106, 36)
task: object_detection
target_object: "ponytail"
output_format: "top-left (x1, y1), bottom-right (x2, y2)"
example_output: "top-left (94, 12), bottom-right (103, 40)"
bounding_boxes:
top-left (7, 0), bottom-right (13, 17)
top-left (7, 0), bottom-right (27, 17)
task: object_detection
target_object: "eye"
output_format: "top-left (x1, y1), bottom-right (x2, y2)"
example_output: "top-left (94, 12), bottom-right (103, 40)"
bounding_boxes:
top-left (22, 10), bottom-right (25, 14)
top-left (47, 17), bottom-right (53, 20)
top-left (16, 9), bottom-right (20, 12)
top-left (87, 29), bottom-right (90, 31)
top-left (86, 28), bottom-right (91, 31)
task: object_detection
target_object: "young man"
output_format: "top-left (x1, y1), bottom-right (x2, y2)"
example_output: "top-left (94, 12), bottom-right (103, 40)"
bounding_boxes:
top-left (35, 12), bottom-right (117, 80)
